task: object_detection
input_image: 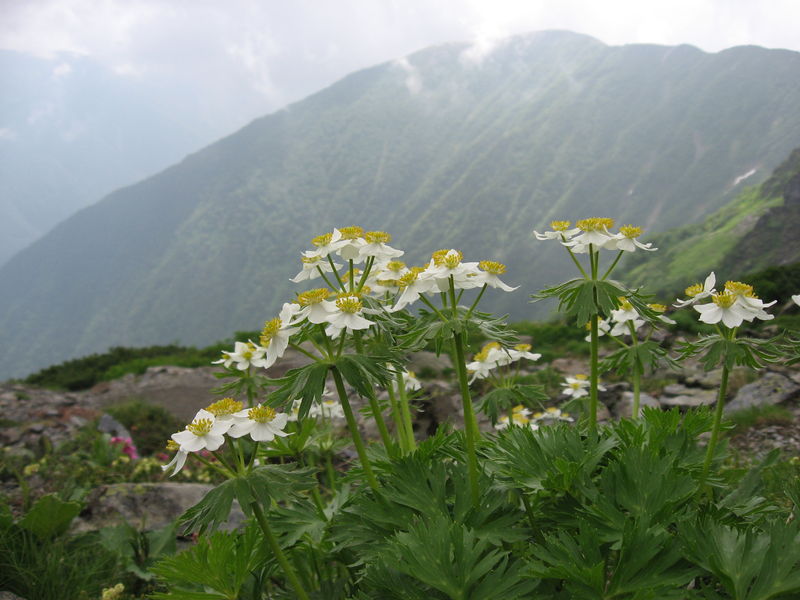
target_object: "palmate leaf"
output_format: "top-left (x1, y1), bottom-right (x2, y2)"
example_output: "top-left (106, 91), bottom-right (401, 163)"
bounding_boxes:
top-left (335, 352), bottom-right (399, 398)
top-left (534, 278), bottom-right (630, 325)
top-left (477, 385), bottom-right (548, 425)
top-left (681, 518), bottom-right (800, 600)
top-left (265, 360), bottom-right (329, 418)
top-left (387, 514), bottom-right (538, 600)
top-left (676, 333), bottom-right (784, 371)
top-left (601, 340), bottom-right (677, 378)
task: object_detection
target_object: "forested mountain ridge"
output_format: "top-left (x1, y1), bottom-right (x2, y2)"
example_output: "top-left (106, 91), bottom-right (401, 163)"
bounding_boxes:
top-left (2, 30), bottom-right (800, 379)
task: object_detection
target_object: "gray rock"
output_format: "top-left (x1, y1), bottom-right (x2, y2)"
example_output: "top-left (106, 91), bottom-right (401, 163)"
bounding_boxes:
top-left (660, 389), bottom-right (718, 409)
top-left (405, 351), bottom-right (453, 377)
top-left (662, 383), bottom-right (691, 396)
top-left (725, 372), bottom-right (800, 413)
top-left (97, 413), bottom-right (131, 439)
top-left (71, 482), bottom-right (246, 533)
top-left (0, 591), bottom-right (27, 600)
top-left (615, 391), bottom-right (661, 418)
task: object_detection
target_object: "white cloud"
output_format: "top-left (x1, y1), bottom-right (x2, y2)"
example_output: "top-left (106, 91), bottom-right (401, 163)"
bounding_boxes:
top-left (394, 57), bottom-right (423, 95)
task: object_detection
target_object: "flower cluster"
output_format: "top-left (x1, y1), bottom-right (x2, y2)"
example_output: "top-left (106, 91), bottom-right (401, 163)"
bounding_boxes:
top-left (162, 397), bottom-right (290, 476)
top-left (466, 341), bottom-right (541, 383)
top-left (674, 273), bottom-right (776, 328)
top-left (590, 297), bottom-right (675, 341)
top-left (534, 219), bottom-right (656, 254)
top-left (494, 405), bottom-right (574, 430)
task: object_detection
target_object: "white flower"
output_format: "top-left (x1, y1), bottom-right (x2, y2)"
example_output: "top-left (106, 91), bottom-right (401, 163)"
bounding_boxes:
top-left (333, 226), bottom-right (367, 261)
top-left (466, 342), bottom-right (505, 382)
top-left (212, 341), bottom-right (267, 370)
top-left (305, 229), bottom-right (344, 259)
top-left (399, 369), bottom-right (422, 392)
top-left (494, 408), bottom-right (538, 430)
top-left (561, 374), bottom-right (605, 398)
top-left (532, 407), bottom-right (574, 423)
top-left (604, 225), bottom-right (657, 252)
top-left (260, 304), bottom-right (302, 367)
top-left (610, 318), bottom-right (645, 337)
top-left (324, 294), bottom-right (374, 337)
top-left (309, 398), bottom-right (345, 420)
top-left (161, 445), bottom-right (188, 477)
top-left (294, 288), bottom-right (337, 324)
top-left (358, 231), bottom-right (404, 261)
top-left (674, 272), bottom-right (716, 308)
top-left (390, 267), bottom-right (437, 312)
top-left (507, 343), bottom-right (541, 363)
top-left (291, 254), bottom-right (341, 283)
top-left (793, 294), bottom-right (800, 306)
top-left (533, 220), bottom-right (580, 241)
top-left (171, 409), bottom-right (230, 453)
top-left (204, 397), bottom-right (245, 426)
top-left (561, 218), bottom-right (615, 253)
top-left (724, 281), bottom-right (776, 322)
top-left (694, 291), bottom-right (752, 328)
top-left (425, 249), bottom-right (483, 291)
top-left (474, 260), bottom-right (518, 292)
top-left (227, 405), bottom-right (291, 442)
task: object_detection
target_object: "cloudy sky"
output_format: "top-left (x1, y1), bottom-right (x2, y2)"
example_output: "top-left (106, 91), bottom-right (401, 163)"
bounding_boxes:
top-left (3, 0), bottom-right (800, 126)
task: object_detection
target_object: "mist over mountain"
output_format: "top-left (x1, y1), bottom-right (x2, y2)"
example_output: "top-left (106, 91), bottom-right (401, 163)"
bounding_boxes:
top-left (2, 30), bottom-right (800, 380)
top-left (0, 50), bottom-right (267, 266)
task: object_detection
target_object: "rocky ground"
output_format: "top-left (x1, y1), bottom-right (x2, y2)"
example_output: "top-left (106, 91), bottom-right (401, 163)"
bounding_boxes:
top-left (1, 348), bottom-right (799, 530)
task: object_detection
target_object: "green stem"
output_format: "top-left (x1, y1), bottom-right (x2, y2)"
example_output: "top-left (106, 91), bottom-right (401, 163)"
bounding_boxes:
top-left (702, 363), bottom-right (730, 483)
top-left (628, 320), bottom-right (641, 419)
top-left (327, 255), bottom-right (346, 290)
top-left (289, 342), bottom-right (321, 363)
top-left (315, 265), bottom-right (338, 292)
top-left (251, 502), bottom-right (311, 600)
top-left (562, 234), bottom-right (588, 278)
top-left (601, 250), bottom-right (624, 281)
top-left (325, 452), bottom-right (337, 492)
top-left (465, 284), bottom-right (488, 319)
top-left (349, 259), bottom-right (354, 291)
top-left (193, 453), bottom-right (235, 479)
top-left (589, 315), bottom-right (599, 432)
top-left (330, 366), bottom-right (379, 491)
top-left (396, 370), bottom-right (417, 451)
top-left (419, 294), bottom-right (448, 321)
top-left (357, 256), bottom-right (375, 290)
top-left (387, 380), bottom-right (410, 453)
top-left (247, 441), bottom-right (260, 470)
top-left (453, 330), bottom-right (481, 508)
top-left (366, 388), bottom-right (396, 457)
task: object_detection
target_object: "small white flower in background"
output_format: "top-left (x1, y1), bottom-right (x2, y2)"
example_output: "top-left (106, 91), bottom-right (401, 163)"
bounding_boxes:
top-left (228, 405), bottom-right (291, 442)
top-left (287, 398), bottom-right (303, 422)
top-left (474, 260), bottom-right (518, 292)
top-left (507, 343), bottom-right (541, 363)
top-left (674, 272), bottom-right (716, 308)
top-left (333, 226), bottom-right (367, 261)
top-left (494, 405), bottom-right (539, 430)
top-left (212, 341), bottom-right (267, 370)
top-left (368, 260), bottom-right (408, 294)
top-left (309, 398), bottom-right (346, 421)
top-left (561, 218), bottom-right (615, 253)
top-left (291, 254), bottom-right (341, 283)
top-left (610, 318), bottom-right (645, 337)
top-left (161, 439), bottom-right (188, 476)
top-left (466, 341), bottom-right (505, 382)
top-left (358, 231), bottom-right (404, 262)
top-left (724, 281), bottom-right (776, 321)
top-left (533, 220), bottom-right (580, 241)
top-left (171, 409), bottom-right (230, 452)
top-left (604, 225), bottom-right (657, 252)
top-left (610, 297), bottom-right (639, 323)
top-left (325, 293), bottom-right (374, 338)
top-left (305, 229), bottom-right (344, 259)
top-left (533, 407), bottom-right (574, 423)
top-left (561, 374), bottom-right (605, 398)
top-left (793, 294), bottom-right (800, 306)
top-left (399, 369), bottom-right (422, 392)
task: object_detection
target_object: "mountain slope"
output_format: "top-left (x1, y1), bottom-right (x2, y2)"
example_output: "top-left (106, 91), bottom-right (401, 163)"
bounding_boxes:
top-left (2, 31), bottom-right (800, 379)
top-left (623, 147), bottom-right (800, 295)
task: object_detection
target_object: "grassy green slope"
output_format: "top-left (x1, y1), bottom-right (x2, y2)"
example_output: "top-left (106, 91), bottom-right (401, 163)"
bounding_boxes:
top-left (623, 148), bottom-right (800, 296)
top-left (2, 31), bottom-right (800, 379)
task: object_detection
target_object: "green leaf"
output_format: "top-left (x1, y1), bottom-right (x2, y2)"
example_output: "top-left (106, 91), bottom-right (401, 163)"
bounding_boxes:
top-left (178, 478), bottom-right (239, 535)
top-left (17, 494), bottom-right (81, 539)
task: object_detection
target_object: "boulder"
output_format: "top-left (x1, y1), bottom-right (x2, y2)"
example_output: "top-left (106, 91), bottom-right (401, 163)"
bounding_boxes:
top-left (71, 482), bottom-right (245, 533)
top-left (725, 371), bottom-right (800, 413)
top-left (615, 391), bottom-right (661, 418)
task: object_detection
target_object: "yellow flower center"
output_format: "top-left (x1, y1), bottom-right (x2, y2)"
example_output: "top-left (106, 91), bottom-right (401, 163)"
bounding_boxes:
top-left (336, 295), bottom-right (363, 314)
top-left (550, 220), bottom-right (572, 231)
top-left (575, 374), bottom-right (588, 380)
top-left (711, 291), bottom-right (736, 309)
top-left (205, 397), bottom-right (244, 417)
top-left (432, 249), bottom-right (463, 268)
top-left (187, 418), bottom-right (214, 436)
top-left (386, 260), bottom-right (406, 272)
top-left (619, 225), bottom-right (643, 238)
top-left (685, 283), bottom-right (704, 298)
top-left (576, 217), bottom-right (615, 232)
top-left (512, 404), bottom-right (526, 413)
top-left (474, 341), bottom-right (501, 362)
top-left (241, 342), bottom-right (256, 360)
top-left (365, 231), bottom-right (391, 244)
top-left (406, 370), bottom-right (417, 379)
top-left (725, 281), bottom-right (756, 298)
top-left (260, 318), bottom-right (281, 346)
top-left (617, 297), bottom-right (634, 311)
top-left (512, 413), bottom-right (529, 424)
top-left (376, 278), bottom-right (400, 288)
top-left (166, 439), bottom-right (180, 451)
top-left (648, 303), bottom-right (667, 313)
top-left (569, 382), bottom-right (582, 390)
top-left (312, 232), bottom-right (332, 247)
top-left (398, 267), bottom-right (424, 288)
top-left (546, 407), bottom-right (559, 414)
top-left (248, 405), bottom-right (276, 423)
top-left (297, 288), bottom-right (331, 306)
top-left (301, 255), bottom-right (322, 264)
top-left (479, 260), bottom-right (507, 275)
top-left (514, 343), bottom-right (532, 352)
top-left (339, 226), bottom-right (364, 240)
